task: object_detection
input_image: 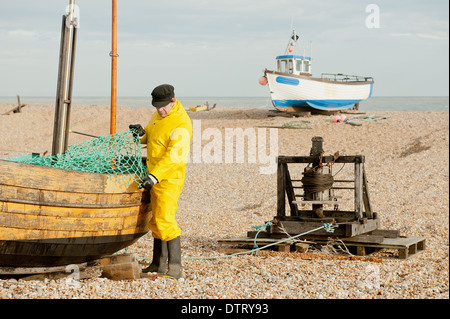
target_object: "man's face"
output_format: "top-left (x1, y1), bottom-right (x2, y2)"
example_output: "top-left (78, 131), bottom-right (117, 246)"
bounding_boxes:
top-left (156, 101), bottom-right (175, 118)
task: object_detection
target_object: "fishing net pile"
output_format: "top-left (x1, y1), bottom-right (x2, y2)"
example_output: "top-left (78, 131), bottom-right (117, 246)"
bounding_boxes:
top-left (7, 130), bottom-right (149, 187)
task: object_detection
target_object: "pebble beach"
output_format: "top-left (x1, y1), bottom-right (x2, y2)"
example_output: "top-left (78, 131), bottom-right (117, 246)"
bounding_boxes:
top-left (0, 103), bottom-right (448, 300)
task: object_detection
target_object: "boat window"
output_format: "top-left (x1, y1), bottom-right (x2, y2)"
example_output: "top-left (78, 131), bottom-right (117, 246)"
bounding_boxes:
top-left (304, 61), bottom-right (311, 73)
top-left (288, 59), bottom-right (294, 74)
top-left (278, 60), bottom-right (287, 73)
top-left (296, 60), bottom-right (303, 73)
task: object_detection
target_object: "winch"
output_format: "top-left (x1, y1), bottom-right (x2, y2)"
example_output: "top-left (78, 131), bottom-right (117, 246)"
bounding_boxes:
top-left (220, 136), bottom-right (426, 260)
top-left (270, 136), bottom-right (380, 238)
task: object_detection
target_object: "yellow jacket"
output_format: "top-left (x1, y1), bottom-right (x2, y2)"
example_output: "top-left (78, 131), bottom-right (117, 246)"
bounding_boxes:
top-left (141, 101), bottom-right (192, 182)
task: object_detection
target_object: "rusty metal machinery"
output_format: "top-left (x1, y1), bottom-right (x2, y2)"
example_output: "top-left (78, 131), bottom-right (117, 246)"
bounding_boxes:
top-left (270, 136), bottom-right (380, 238)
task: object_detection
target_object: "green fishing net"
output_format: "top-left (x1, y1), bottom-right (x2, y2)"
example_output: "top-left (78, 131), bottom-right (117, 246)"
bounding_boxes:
top-left (7, 130), bottom-right (149, 187)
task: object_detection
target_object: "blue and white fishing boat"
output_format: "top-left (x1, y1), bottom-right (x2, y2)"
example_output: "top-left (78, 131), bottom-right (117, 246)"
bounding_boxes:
top-left (260, 30), bottom-right (374, 112)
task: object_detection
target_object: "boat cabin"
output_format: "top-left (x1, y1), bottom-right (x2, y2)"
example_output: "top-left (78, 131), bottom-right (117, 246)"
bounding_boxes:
top-left (276, 55), bottom-right (312, 76)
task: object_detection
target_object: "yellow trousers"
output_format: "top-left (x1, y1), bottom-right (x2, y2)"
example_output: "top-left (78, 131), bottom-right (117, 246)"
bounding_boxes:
top-left (149, 179), bottom-right (184, 241)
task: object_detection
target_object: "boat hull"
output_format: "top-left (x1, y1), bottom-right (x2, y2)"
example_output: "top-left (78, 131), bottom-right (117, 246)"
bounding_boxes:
top-left (0, 160), bottom-right (152, 267)
top-left (0, 234), bottom-right (146, 267)
top-left (265, 70), bottom-right (374, 112)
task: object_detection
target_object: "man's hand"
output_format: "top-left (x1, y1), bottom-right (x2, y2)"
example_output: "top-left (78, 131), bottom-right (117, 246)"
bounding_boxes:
top-left (140, 174), bottom-right (158, 191)
top-left (129, 124), bottom-right (146, 138)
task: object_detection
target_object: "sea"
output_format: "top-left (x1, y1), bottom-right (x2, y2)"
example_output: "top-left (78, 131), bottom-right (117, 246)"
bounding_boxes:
top-left (0, 96), bottom-right (448, 112)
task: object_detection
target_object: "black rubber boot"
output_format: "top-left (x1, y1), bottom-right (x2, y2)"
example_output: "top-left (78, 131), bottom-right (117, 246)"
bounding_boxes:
top-left (142, 238), bottom-right (168, 273)
top-left (166, 236), bottom-right (182, 280)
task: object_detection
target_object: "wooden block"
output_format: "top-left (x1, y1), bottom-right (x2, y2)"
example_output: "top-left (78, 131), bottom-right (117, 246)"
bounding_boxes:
top-left (344, 219), bottom-right (380, 237)
top-left (99, 253), bottom-right (136, 266)
top-left (356, 246), bottom-right (366, 256)
top-left (272, 220), bottom-right (346, 237)
top-left (417, 240), bottom-right (425, 251)
top-left (278, 245), bottom-right (290, 253)
top-left (398, 248), bottom-right (408, 259)
top-left (247, 231), bottom-right (270, 238)
top-left (408, 243), bottom-right (417, 255)
top-left (369, 229), bottom-right (401, 238)
top-left (100, 254), bottom-right (140, 280)
top-left (295, 243), bottom-right (310, 253)
top-left (101, 261), bottom-right (140, 281)
top-left (339, 234), bottom-right (384, 244)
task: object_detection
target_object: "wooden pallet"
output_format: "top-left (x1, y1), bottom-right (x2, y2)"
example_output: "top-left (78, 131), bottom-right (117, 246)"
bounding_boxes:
top-left (302, 235), bottom-right (426, 260)
top-left (218, 233), bottom-right (426, 260)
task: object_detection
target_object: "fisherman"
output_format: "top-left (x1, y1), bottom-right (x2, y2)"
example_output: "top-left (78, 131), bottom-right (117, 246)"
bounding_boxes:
top-left (129, 84), bottom-right (192, 279)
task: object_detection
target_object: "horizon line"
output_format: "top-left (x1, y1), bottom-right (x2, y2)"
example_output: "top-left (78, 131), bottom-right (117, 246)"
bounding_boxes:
top-left (0, 95), bottom-right (449, 99)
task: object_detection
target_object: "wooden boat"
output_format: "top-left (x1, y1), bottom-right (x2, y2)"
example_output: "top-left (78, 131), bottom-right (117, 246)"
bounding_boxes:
top-left (189, 102), bottom-right (216, 112)
top-left (260, 30), bottom-right (374, 113)
top-left (189, 105), bottom-right (208, 112)
top-left (0, 159), bottom-right (151, 267)
top-left (0, 1), bottom-right (153, 269)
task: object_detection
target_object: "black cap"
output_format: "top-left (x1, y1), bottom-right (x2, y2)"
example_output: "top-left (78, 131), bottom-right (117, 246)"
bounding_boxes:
top-left (151, 84), bottom-right (175, 108)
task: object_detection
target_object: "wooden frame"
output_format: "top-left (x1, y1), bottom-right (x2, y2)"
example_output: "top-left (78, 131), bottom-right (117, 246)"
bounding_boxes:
top-left (272, 154), bottom-right (379, 237)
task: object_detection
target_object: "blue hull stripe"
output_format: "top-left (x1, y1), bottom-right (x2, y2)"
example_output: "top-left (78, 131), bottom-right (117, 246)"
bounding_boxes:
top-left (276, 76), bottom-right (300, 86)
top-left (273, 99), bottom-right (362, 110)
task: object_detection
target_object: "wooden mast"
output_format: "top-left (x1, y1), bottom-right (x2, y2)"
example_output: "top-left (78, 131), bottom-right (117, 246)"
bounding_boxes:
top-left (110, 0), bottom-right (117, 135)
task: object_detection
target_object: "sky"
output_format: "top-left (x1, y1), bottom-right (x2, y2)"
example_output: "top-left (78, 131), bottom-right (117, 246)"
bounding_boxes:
top-left (0, 0), bottom-right (448, 98)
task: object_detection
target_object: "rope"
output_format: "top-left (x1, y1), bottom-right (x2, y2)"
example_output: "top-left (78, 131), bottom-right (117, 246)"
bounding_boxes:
top-left (301, 172), bottom-right (334, 193)
top-left (178, 223), bottom-right (338, 261)
top-left (251, 221), bottom-right (273, 256)
top-left (120, 223), bottom-right (339, 261)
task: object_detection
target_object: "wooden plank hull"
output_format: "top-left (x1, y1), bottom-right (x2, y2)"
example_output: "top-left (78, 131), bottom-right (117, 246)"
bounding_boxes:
top-left (0, 234), bottom-right (145, 267)
top-left (0, 160), bottom-right (152, 267)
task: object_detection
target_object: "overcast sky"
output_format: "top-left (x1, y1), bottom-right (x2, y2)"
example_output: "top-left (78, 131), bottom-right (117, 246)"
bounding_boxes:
top-left (0, 0), bottom-right (448, 97)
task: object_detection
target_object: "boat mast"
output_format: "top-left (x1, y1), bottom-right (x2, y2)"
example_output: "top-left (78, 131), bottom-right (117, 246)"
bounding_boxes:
top-left (52, 0), bottom-right (78, 155)
top-left (110, 0), bottom-right (117, 135)
top-left (285, 29), bottom-right (299, 54)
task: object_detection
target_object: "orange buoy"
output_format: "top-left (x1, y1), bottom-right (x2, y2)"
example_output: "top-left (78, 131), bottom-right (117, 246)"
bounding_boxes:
top-left (258, 76), bottom-right (268, 86)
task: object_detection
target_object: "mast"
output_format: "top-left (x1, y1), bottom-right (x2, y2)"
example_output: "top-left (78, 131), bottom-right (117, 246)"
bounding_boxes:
top-left (285, 29), bottom-right (299, 54)
top-left (52, 0), bottom-right (78, 155)
top-left (110, 0), bottom-right (117, 135)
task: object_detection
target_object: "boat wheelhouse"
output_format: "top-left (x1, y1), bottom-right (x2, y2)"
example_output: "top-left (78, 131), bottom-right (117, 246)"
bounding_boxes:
top-left (276, 54), bottom-right (312, 76)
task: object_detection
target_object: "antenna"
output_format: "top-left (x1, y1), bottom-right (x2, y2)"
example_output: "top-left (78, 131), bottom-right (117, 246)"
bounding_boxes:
top-left (285, 29), bottom-right (299, 54)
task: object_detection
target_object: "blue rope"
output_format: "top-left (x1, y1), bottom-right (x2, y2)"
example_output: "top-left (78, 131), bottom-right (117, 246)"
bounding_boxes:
top-left (135, 223), bottom-right (339, 261)
top-left (323, 223), bottom-right (337, 233)
top-left (251, 221), bottom-right (273, 255)
top-left (181, 222), bottom-right (338, 261)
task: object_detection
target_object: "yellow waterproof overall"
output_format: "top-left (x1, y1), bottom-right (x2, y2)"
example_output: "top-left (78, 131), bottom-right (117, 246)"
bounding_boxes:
top-left (141, 101), bottom-right (192, 241)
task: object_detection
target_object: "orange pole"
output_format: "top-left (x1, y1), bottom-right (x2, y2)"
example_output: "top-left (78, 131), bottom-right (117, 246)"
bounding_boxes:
top-left (110, 0), bottom-right (117, 135)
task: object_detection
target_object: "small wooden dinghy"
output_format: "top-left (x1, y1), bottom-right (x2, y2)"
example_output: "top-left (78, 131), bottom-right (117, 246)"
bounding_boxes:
top-left (0, 159), bottom-right (152, 267)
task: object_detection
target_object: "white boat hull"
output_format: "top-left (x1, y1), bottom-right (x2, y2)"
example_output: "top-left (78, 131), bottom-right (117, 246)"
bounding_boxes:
top-left (265, 70), bottom-right (374, 111)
